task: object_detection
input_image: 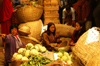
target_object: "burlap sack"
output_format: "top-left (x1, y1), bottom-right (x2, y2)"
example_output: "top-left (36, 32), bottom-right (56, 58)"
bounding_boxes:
top-left (19, 36), bottom-right (40, 45)
top-left (72, 27), bottom-right (100, 65)
top-left (18, 20), bottom-right (42, 41)
top-left (55, 24), bottom-right (75, 37)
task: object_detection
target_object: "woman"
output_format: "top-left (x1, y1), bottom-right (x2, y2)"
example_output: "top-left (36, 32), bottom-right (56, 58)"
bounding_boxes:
top-left (70, 21), bottom-right (85, 46)
top-left (1, 24), bottom-right (26, 66)
top-left (42, 23), bottom-right (61, 51)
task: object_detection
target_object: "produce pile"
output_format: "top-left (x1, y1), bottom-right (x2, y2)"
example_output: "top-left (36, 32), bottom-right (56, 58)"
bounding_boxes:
top-left (12, 43), bottom-right (73, 66)
top-left (13, 43), bottom-right (47, 61)
top-left (20, 55), bottom-right (53, 66)
top-left (57, 51), bottom-right (72, 64)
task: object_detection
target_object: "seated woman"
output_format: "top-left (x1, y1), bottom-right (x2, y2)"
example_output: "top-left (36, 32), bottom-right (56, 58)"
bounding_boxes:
top-left (70, 21), bottom-right (86, 46)
top-left (42, 22), bottom-right (61, 51)
top-left (1, 24), bottom-right (26, 66)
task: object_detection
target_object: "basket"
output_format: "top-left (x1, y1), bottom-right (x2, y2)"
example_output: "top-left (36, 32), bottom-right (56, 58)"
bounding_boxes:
top-left (16, 5), bottom-right (43, 23)
top-left (72, 27), bottom-right (100, 65)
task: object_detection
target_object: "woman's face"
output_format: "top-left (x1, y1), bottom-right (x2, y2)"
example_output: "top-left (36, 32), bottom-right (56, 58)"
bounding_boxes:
top-left (49, 25), bottom-right (55, 33)
top-left (75, 23), bottom-right (82, 31)
top-left (11, 28), bottom-right (17, 36)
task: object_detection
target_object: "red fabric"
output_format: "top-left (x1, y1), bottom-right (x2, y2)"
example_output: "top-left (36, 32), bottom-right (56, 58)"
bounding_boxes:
top-left (1, 19), bottom-right (11, 34)
top-left (82, 1), bottom-right (90, 21)
top-left (0, 0), bottom-right (13, 22)
top-left (11, 12), bottom-right (20, 24)
top-left (66, 14), bottom-right (72, 25)
top-left (73, 1), bottom-right (82, 21)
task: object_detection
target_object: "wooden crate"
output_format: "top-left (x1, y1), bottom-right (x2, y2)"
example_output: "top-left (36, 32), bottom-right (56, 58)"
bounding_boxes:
top-left (44, 10), bottom-right (58, 14)
top-left (44, 0), bottom-right (51, 5)
top-left (20, 0), bottom-right (29, 4)
top-left (44, 5), bottom-right (59, 10)
top-left (44, 19), bottom-right (60, 25)
top-left (51, 0), bottom-right (58, 5)
top-left (44, 13), bottom-right (59, 18)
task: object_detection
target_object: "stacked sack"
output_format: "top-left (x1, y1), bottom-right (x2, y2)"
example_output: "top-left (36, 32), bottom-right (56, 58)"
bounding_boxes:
top-left (44, 0), bottom-right (60, 25)
top-left (15, 1), bottom-right (43, 44)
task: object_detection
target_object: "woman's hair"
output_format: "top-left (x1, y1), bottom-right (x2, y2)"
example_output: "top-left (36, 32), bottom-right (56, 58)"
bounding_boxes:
top-left (75, 21), bottom-right (86, 36)
top-left (9, 24), bottom-right (18, 33)
top-left (45, 22), bottom-right (56, 35)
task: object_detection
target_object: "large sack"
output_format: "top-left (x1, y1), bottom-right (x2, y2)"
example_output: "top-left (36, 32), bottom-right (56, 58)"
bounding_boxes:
top-left (72, 27), bottom-right (100, 65)
top-left (19, 36), bottom-right (40, 45)
top-left (18, 20), bottom-right (42, 41)
top-left (16, 5), bottom-right (43, 23)
top-left (55, 24), bottom-right (75, 37)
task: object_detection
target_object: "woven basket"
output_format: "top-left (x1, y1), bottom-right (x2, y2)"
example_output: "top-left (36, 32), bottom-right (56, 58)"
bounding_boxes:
top-left (16, 5), bottom-right (43, 23)
top-left (72, 27), bottom-right (100, 65)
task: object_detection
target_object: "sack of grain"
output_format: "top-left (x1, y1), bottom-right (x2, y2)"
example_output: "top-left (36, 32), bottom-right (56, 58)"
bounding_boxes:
top-left (18, 20), bottom-right (42, 41)
top-left (16, 5), bottom-right (43, 23)
top-left (55, 24), bottom-right (75, 37)
top-left (72, 27), bottom-right (100, 65)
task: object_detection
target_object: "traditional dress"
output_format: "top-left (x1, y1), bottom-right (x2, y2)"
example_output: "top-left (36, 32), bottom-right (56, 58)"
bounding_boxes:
top-left (0, 0), bottom-right (13, 34)
top-left (3, 34), bottom-right (25, 63)
top-left (42, 32), bottom-right (60, 51)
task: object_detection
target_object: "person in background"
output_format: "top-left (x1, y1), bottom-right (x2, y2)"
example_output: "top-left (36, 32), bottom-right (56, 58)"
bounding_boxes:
top-left (73, 0), bottom-right (82, 22)
top-left (0, 24), bottom-right (26, 66)
top-left (42, 22), bottom-right (61, 51)
top-left (0, 0), bottom-right (17, 35)
top-left (93, 0), bottom-right (100, 27)
top-left (70, 21), bottom-right (85, 46)
top-left (81, 0), bottom-right (92, 30)
top-left (62, 5), bottom-right (75, 26)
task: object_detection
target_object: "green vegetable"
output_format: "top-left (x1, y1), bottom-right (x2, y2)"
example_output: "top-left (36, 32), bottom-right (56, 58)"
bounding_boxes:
top-left (20, 55), bottom-right (53, 66)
